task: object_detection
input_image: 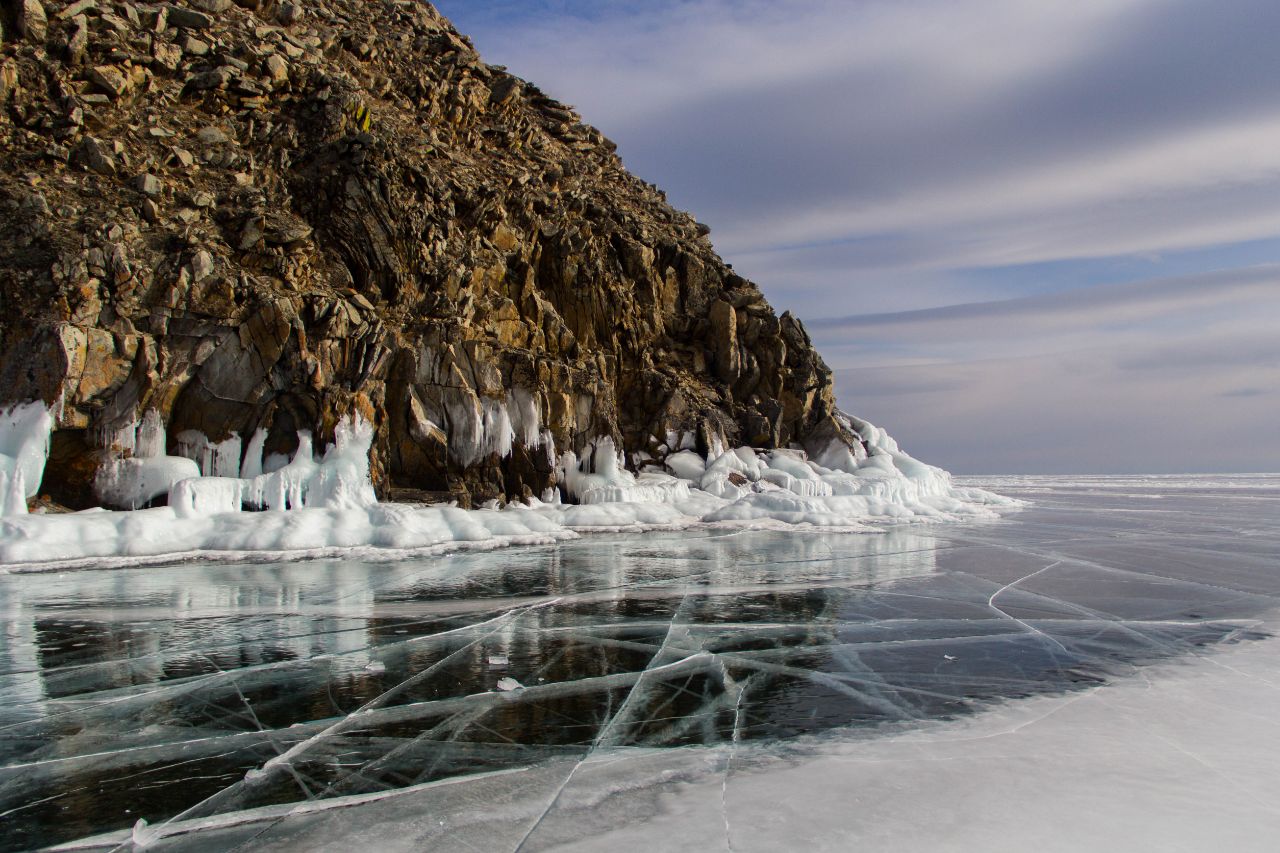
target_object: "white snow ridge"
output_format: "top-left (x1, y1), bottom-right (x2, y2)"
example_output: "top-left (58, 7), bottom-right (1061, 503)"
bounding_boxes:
top-left (0, 404), bottom-right (1018, 570)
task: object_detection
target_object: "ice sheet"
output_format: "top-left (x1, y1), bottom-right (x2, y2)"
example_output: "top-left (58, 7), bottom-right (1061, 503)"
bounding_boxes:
top-left (2, 475), bottom-right (1278, 850)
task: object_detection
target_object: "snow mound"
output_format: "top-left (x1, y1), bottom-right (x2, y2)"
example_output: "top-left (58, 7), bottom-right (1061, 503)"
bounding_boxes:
top-left (97, 456), bottom-right (203, 510)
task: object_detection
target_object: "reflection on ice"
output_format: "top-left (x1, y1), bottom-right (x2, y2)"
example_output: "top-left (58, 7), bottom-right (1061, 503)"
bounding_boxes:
top-left (1, 475), bottom-right (1278, 851)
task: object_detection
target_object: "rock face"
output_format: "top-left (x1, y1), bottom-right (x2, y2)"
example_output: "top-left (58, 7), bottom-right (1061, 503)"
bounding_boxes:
top-left (0, 0), bottom-right (863, 509)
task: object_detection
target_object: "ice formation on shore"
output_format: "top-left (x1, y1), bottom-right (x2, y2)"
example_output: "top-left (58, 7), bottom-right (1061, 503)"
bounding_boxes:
top-left (0, 402), bottom-right (1017, 568)
top-left (95, 410), bottom-right (202, 510)
top-left (0, 402), bottom-right (54, 517)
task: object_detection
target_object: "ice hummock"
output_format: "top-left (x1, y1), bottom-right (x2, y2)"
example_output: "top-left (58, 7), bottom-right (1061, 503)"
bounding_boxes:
top-left (0, 403), bottom-right (1017, 568)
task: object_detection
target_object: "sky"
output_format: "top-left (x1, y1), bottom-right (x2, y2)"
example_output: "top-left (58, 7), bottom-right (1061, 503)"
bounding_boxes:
top-left (435, 0), bottom-right (1280, 474)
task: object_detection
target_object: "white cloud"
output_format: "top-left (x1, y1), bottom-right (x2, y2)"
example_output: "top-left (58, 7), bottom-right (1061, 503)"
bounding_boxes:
top-left (463, 0), bottom-right (1169, 125)
top-left (719, 113), bottom-right (1280, 261)
top-left (453, 0), bottom-right (1280, 278)
top-left (811, 265), bottom-right (1280, 368)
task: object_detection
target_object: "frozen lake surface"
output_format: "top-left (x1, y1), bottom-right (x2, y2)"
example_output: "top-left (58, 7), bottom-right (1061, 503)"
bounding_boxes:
top-left (2, 475), bottom-right (1279, 851)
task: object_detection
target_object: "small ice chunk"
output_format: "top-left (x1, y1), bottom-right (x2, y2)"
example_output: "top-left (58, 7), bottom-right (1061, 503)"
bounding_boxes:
top-left (131, 818), bottom-right (159, 848)
top-left (665, 449), bottom-right (706, 482)
top-left (496, 677), bottom-right (523, 692)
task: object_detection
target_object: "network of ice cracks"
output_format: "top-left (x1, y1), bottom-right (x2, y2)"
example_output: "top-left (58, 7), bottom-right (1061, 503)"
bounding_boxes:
top-left (1, 476), bottom-right (1277, 851)
top-left (0, 398), bottom-right (1017, 568)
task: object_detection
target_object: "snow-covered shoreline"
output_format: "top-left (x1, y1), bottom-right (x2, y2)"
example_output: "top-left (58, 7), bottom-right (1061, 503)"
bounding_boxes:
top-left (1, 402), bottom-right (1019, 570)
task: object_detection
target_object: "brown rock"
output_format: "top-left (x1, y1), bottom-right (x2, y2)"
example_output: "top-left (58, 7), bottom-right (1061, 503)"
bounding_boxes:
top-left (263, 53), bottom-right (288, 83)
top-left (263, 212), bottom-right (311, 245)
top-left (189, 250), bottom-right (215, 282)
top-left (89, 65), bottom-right (130, 99)
top-left (186, 69), bottom-right (230, 91)
top-left (57, 0), bottom-right (98, 19)
top-left (166, 6), bottom-right (213, 29)
top-left (277, 2), bottom-right (301, 25)
top-left (133, 173), bottom-right (163, 195)
top-left (491, 223), bottom-right (519, 252)
top-left (17, 0), bottom-right (48, 44)
top-left (65, 16), bottom-right (89, 65)
top-left (71, 136), bottom-right (116, 175)
top-left (709, 299), bottom-right (740, 385)
top-left (238, 214), bottom-right (265, 249)
top-left (152, 41), bottom-right (182, 72)
top-left (0, 61), bottom-right (18, 102)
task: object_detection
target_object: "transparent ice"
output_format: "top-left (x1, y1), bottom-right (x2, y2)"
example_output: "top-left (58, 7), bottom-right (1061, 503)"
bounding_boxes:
top-left (1, 475), bottom-right (1278, 851)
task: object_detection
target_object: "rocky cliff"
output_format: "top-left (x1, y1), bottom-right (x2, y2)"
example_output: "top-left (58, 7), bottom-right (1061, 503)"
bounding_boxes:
top-left (0, 0), bottom-right (861, 509)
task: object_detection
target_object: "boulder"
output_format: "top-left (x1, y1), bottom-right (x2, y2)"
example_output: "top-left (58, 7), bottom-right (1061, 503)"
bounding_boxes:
top-left (17, 0), bottom-right (48, 44)
top-left (133, 173), bottom-right (163, 195)
top-left (88, 65), bottom-right (130, 99)
top-left (166, 7), bottom-right (213, 29)
top-left (70, 136), bottom-right (116, 175)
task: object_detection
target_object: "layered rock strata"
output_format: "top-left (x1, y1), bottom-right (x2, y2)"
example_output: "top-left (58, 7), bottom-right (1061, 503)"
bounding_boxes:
top-left (0, 0), bottom-right (860, 509)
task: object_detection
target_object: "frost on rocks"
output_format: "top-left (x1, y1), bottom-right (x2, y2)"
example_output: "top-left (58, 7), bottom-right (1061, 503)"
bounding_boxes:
top-left (558, 437), bottom-right (692, 505)
top-left (440, 388), bottom-right (547, 470)
top-left (176, 429), bottom-right (244, 478)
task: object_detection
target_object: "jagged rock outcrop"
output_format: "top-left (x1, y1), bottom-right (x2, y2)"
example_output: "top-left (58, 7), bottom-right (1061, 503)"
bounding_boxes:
top-left (0, 0), bottom-right (861, 508)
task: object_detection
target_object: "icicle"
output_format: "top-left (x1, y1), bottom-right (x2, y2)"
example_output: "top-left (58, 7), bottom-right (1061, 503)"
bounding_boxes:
top-left (0, 401), bottom-right (54, 502)
top-left (482, 396), bottom-right (514, 459)
top-left (446, 394), bottom-right (484, 467)
top-left (506, 387), bottom-right (542, 448)
top-left (1, 470), bottom-right (27, 516)
top-left (241, 428), bottom-right (268, 478)
top-left (210, 434), bottom-right (242, 478)
top-left (135, 410), bottom-right (166, 459)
